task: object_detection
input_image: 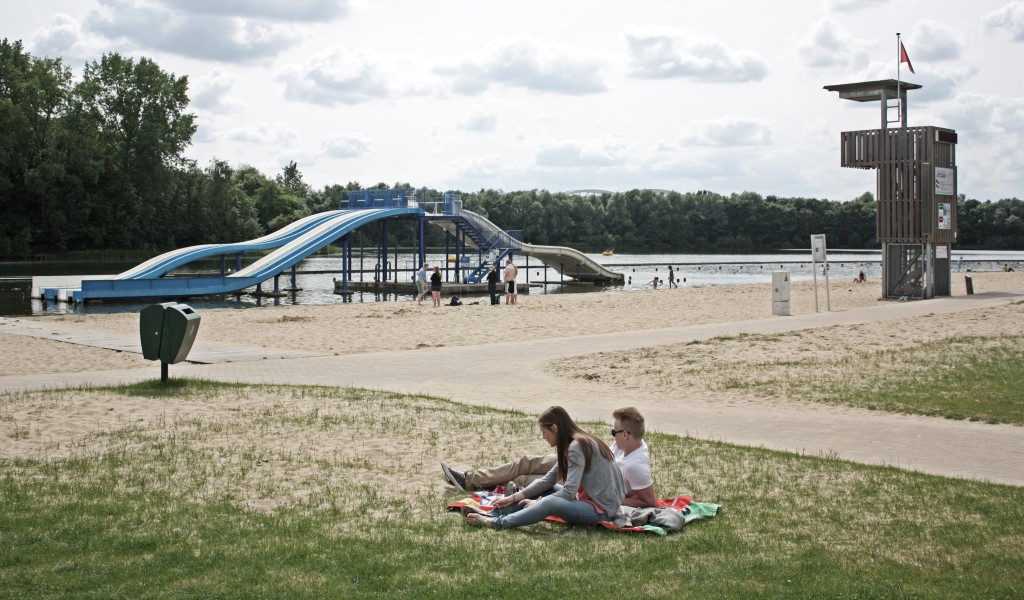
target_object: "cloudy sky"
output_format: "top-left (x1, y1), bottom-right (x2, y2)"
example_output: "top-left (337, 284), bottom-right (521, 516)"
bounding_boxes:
top-left (7, 0), bottom-right (1024, 201)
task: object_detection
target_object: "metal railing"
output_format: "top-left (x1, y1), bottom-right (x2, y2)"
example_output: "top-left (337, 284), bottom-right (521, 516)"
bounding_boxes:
top-left (339, 188), bottom-right (414, 210)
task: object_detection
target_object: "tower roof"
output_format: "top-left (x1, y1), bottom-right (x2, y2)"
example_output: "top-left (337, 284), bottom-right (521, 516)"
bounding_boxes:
top-left (823, 79), bottom-right (922, 102)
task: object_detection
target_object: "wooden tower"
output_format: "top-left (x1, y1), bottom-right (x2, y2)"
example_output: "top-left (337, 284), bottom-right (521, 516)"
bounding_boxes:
top-left (824, 79), bottom-right (958, 299)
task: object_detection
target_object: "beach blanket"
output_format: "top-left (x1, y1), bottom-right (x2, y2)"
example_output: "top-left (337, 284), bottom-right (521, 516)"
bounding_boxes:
top-left (446, 487), bottom-right (720, 536)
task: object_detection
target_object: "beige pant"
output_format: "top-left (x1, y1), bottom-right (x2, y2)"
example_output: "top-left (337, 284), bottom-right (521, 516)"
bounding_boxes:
top-left (465, 454), bottom-right (556, 489)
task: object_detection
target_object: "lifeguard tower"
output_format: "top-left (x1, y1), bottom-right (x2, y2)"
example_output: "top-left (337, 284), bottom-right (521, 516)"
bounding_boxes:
top-left (824, 78), bottom-right (958, 299)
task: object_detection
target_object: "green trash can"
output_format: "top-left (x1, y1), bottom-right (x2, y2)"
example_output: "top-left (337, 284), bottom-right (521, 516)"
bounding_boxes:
top-left (159, 304), bottom-right (201, 364)
top-left (139, 302), bottom-right (178, 361)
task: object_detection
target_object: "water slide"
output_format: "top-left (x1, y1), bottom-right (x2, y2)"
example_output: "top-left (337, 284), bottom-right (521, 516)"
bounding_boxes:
top-left (441, 210), bottom-right (623, 283)
top-left (519, 243), bottom-right (623, 282)
top-left (116, 210), bottom-right (349, 280)
top-left (75, 207), bottom-right (420, 301)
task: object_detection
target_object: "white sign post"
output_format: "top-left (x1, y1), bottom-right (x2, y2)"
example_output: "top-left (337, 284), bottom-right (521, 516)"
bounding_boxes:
top-left (811, 234), bottom-right (831, 312)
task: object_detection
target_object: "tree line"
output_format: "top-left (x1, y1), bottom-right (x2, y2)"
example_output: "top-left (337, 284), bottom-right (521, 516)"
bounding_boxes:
top-left (2, 39), bottom-right (1022, 258)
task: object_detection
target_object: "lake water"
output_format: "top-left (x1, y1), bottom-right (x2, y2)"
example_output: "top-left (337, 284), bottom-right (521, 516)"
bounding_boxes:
top-left (2, 249), bottom-right (1022, 317)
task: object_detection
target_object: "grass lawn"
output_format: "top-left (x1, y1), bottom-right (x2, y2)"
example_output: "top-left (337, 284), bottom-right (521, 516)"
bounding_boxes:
top-left (2, 380), bottom-right (1023, 599)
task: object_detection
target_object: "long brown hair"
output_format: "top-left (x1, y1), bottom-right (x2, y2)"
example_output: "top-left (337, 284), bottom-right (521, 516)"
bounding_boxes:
top-left (538, 406), bottom-right (614, 482)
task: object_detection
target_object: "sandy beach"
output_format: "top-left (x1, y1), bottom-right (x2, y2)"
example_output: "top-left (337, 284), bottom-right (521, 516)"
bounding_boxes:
top-left (2, 270), bottom-right (1023, 488)
top-left (9, 272), bottom-right (1022, 367)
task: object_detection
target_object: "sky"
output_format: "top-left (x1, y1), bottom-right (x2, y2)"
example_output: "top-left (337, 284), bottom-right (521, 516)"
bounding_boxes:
top-left (6, 0), bottom-right (1024, 201)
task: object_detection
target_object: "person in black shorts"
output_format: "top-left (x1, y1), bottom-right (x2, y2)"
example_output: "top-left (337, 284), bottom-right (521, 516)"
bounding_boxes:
top-left (503, 258), bottom-right (518, 304)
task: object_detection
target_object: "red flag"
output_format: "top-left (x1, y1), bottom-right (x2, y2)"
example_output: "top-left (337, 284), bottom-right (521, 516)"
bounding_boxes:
top-left (900, 40), bottom-right (915, 74)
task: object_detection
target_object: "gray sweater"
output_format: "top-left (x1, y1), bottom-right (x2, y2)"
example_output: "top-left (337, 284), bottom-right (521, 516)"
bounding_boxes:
top-left (520, 438), bottom-right (626, 517)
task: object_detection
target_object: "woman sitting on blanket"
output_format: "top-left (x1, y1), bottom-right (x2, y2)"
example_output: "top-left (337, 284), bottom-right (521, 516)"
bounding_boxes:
top-left (466, 406), bottom-right (626, 529)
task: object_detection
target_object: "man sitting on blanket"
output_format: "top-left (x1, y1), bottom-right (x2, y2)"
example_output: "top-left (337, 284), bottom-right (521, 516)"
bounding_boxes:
top-left (441, 406), bottom-right (656, 508)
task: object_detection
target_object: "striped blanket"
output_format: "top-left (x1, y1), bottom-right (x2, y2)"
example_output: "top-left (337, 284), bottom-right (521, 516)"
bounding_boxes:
top-left (447, 488), bottom-right (720, 536)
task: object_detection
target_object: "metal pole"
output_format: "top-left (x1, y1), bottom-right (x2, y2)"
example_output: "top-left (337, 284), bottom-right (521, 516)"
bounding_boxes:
top-left (823, 257), bottom-right (831, 311)
top-left (812, 256), bottom-right (819, 313)
top-left (896, 33), bottom-right (902, 128)
top-left (418, 218), bottom-right (426, 269)
top-left (381, 220), bottom-right (389, 282)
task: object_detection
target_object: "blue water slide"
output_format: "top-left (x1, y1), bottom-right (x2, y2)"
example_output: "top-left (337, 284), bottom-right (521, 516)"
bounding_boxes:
top-left (76, 207), bottom-right (420, 300)
top-left (229, 208), bottom-right (416, 281)
top-left (117, 210), bottom-right (349, 280)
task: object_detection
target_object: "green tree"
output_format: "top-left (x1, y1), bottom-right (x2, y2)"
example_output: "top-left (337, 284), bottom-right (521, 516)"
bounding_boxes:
top-left (0, 39), bottom-right (74, 254)
top-left (73, 52), bottom-right (196, 248)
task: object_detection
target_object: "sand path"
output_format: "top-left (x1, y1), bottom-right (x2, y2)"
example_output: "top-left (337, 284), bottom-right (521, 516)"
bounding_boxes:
top-left (2, 280), bottom-right (1022, 487)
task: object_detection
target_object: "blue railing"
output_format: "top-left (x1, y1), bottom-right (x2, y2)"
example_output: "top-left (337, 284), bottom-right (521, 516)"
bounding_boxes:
top-left (340, 188), bottom-right (414, 209)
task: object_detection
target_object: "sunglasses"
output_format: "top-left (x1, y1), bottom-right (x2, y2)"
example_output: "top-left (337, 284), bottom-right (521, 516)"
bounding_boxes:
top-left (610, 429), bottom-right (626, 437)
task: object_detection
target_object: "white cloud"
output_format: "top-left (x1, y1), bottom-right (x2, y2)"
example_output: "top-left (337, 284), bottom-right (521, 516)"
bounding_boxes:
top-left (322, 134), bottom-right (371, 158)
top-left (278, 47), bottom-right (438, 105)
top-left (679, 117), bottom-right (772, 147)
top-left (437, 36), bottom-right (608, 95)
top-left (167, 0), bottom-right (349, 21)
top-left (223, 122), bottom-right (299, 145)
top-left (84, 0), bottom-right (301, 62)
top-left (907, 21), bottom-right (964, 61)
top-left (28, 14), bottom-right (101, 65)
top-left (983, 1), bottom-right (1024, 41)
top-left (457, 110), bottom-right (498, 133)
top-left (535, 137), bottom-right (630, 168)
top-left (827, 0), bottom-right (889, 12)
top-left (190, 69), bottom-right (247, 113)
top-left (796, 19), bottom-right (875, 70)
top-left (450, 155), bottom-right (508, 180)
top-left (624, 29), bottom-right (767, 83)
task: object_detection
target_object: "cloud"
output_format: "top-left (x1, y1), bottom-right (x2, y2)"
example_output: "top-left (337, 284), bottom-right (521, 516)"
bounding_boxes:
top-left (322, 134), bottom-right (371, 158)
top-left (624, 29), bottom-right (767, 83)
top-left (166, 0), bottom-right (349, 21)
top-left (935, 92), bottom-right (1024, 137)
top-left (983, 2), bottom-right (1024, 41)
top-left (457, 110), bottom-right (498, 133)
top-left (907, 20), bottom-right (965, 61)
top-left (28, 14), bottom-right (101, 65)
top-left (450, 155), bottom-right (508, 180)
top-left (223, 122), bottom-right (299, 145)
top-left (935, 93), bottom-right (1024, 195)
top-left (827, 0), bottom-right (889, 12)
top-left (190, 69), bottom-right (247, 113)
top-left (278, 47), bottom-right (437, 105)
top-left (678, 117), bottom-right (772, 147)
top-left (535, 136), bottom-right (630, 168)
top-left (437, 36), bottom-right (608, 95)
top-left (796, 19), bottom-right (875, 70)
top-left (83, 0), bottom-right (302, 62)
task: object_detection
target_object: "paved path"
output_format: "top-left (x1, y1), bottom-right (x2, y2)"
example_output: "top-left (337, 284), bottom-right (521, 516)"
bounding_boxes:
top-left (3, 289), bottom-right (1023, 487)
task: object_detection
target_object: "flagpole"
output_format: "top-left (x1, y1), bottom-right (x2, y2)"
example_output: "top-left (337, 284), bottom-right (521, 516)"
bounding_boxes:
top-left (896, 32), bottom-right (902, 127)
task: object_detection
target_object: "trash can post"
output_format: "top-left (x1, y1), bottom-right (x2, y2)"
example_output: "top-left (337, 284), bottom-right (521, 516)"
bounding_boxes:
top-left (140, 303), bottom-right (201, 382)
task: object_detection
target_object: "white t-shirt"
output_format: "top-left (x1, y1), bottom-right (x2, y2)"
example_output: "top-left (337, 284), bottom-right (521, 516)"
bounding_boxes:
top-left (611, 440), bottom-right (653, 496)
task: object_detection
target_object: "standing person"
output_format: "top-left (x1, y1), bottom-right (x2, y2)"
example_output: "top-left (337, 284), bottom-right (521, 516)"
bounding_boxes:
top-left (442, 406), bottom-right (656, 508)
top-left (416, 262), bottom-right (429, 305)
top-left (667, 266), bottom-right (678, 288)
top-left (430, 266), bottom-right (442, 307)
top-left (485, 265), bottom-right (500, 305)
top-left (465, 406), bottom-right (625, 529)
top-left (503, 258), bottom-right (518, 305)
